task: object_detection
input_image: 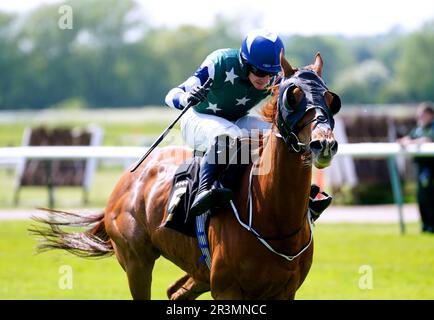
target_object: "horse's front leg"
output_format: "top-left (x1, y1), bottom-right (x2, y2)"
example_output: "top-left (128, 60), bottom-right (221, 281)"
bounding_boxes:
top-left (167, 274), bottom-right (210, 300)
top-left (209, 256), bottom-right (245, 299)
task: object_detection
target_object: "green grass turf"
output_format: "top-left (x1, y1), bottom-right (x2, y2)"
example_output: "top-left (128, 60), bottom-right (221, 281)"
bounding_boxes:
top-left (0, 220), bottom-right (432, 300)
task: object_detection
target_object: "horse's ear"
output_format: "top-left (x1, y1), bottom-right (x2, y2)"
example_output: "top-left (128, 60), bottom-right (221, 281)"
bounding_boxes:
top-left (313, 52), bottom-right (323, 77)
top-left (280, 49), bottom-right (295, 78)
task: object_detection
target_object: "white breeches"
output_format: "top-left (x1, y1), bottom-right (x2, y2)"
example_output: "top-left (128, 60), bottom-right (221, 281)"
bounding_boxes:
top-left (180, 108), bottom-right (272, 151)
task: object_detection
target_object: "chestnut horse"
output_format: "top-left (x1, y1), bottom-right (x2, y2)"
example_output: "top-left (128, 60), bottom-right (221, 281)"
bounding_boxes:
top-left (32, 52), bottom-right (341, 300)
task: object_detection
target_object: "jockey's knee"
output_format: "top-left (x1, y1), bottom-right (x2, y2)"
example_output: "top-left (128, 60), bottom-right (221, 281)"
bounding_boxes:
top-left (208, 127), bottom-right (247, 147)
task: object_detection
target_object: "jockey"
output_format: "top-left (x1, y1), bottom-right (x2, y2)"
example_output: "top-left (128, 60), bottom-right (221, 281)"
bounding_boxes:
top-left (165, 29), bottom-right (332, 218)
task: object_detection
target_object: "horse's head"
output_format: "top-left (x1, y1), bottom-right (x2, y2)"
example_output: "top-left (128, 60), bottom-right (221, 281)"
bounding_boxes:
top-left (275, 51), bottom-right (341, 169)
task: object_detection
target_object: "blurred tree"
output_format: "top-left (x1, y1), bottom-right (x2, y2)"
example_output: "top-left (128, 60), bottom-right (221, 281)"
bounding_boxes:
top-left (285, 35), bottom-right (355, 85)
top-left (16, 3), bottom-right (78, 108)
top-left (334, 60), bottom-right (391, 103)
top-left (375, 28), bottom-right (405, 69)
top-left (0, 12), bottom-right (25, 108)
top-left (1, 2), bottom-right (434, 109)
top-left (390, 21), bottom-right (434, 102)
top-left (12, 0), bottom-right (146, 108)
top-left (148, 18), bottom-right (240, 88)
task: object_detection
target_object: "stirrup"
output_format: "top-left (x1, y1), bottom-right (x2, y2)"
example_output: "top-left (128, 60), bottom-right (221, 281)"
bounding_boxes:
top-left (309, 184), bottom-right (332, 222)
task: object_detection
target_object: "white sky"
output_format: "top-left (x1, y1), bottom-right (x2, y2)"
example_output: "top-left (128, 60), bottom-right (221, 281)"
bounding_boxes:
top-left (1, 0), bottom-right (434, 36)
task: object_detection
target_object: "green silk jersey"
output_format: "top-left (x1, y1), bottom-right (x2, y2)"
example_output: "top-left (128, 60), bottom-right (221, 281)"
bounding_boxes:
top-left (165, 48), bottom-right (272, 121)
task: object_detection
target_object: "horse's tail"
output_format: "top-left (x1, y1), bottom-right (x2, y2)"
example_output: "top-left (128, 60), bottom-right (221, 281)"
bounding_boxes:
top-left (29, 208), bottom-right (114, 258)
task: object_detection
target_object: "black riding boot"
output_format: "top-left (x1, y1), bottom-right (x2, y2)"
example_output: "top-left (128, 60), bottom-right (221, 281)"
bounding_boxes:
top-left (189, 136), bottom-right (235, 216)
top-left (309, 184), bottom-right (333, 222)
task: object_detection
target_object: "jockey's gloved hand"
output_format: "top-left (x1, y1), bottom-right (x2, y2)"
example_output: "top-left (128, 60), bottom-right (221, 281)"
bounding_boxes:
top-left (181, 84), bottom-right (210, 107)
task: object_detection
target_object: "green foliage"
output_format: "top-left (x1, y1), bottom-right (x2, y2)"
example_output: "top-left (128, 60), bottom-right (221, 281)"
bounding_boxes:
top-left (0, 0), bottom-right (434, 109)
top-left (335, 59), bottom-right (390, 103)
top-left (392, 22), bottom-right (434, 102)
top-left (352, 182), bottom-right (396, 204)
top-left (0, 12), bottom-right (25, 108)
top-left (147, 22), bottom-right (240, 86)
top-left (286, 35), bottom-right (355, 84)
top-left (52, 97), bottom-right (87, 110)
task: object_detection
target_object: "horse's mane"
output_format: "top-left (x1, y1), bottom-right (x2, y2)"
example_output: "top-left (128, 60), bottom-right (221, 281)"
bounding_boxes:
top-left (259, 83), bottom-right (279, 124)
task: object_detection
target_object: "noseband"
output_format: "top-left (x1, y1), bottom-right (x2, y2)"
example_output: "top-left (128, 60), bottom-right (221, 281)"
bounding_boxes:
top-left (276, 70), bottom-right (336, 153)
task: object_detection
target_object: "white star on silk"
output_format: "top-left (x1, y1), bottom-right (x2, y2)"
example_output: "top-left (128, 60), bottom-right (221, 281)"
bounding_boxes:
top-left (236, 96), bottom-right (250, 106)
top-left (224, 68), bottom-right (238, 85)
top-left (206, 102), bottom-right (221, 113)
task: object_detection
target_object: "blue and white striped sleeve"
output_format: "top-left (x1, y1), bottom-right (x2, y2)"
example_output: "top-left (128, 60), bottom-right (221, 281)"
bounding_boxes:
top-left (164, 59), bottom-right (215, 110)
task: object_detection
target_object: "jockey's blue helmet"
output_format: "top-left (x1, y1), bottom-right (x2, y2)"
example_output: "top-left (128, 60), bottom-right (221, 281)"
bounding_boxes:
top-left (241, 29), bottom-right (285, 74)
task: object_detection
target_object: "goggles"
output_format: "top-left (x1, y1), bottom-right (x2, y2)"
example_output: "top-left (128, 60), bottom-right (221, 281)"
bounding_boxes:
top-left (248, 64), bottom-right (278, 78)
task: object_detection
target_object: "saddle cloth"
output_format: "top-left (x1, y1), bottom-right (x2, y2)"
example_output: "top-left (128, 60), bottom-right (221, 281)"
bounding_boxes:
top-left (163, 156), bottom-right (249, 237)
top-left (163, 157), bottom-right (201, 237)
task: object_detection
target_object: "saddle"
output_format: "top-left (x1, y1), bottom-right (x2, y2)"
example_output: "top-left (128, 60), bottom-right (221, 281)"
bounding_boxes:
top-left (163, 148), bottom-right (332, 236)
top-left (163, 155), bottom-right (248, 237)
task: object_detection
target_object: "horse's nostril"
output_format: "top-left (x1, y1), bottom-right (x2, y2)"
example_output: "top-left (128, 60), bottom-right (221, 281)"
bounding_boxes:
top-left (309, 140), bottom-right (323, 152)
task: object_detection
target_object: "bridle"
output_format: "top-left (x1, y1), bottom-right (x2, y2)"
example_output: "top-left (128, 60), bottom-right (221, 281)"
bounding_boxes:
top-left (275, 69), bottom-right (336, 153)
top-left (275, 106), bottom-right (330, 153)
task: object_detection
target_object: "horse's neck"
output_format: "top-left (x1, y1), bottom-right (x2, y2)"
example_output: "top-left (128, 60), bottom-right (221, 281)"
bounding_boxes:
top-left (253, 133), bottom-right (312, 234)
